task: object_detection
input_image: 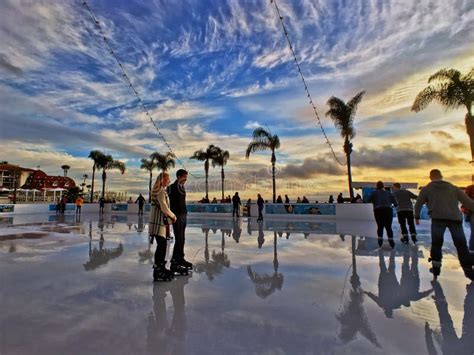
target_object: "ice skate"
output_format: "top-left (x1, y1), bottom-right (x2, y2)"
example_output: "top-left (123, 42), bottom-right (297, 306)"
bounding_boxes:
top-left (170, 261), bottom-right (189, 276)
top-left (153, 263), bottom-right (173, 282)
top-left (400, 235), bottom-right (409, 245)
top-left (178, 259), bottom-right (193, 270)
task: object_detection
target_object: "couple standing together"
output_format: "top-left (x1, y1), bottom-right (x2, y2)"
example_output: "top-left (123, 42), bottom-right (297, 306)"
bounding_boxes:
top-left (149, 169), bottom-right (192, 282)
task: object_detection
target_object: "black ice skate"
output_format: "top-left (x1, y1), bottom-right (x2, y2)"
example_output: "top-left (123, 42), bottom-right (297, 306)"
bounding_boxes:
top-left (400, 235), bottom-right (409, 245)
top-left (388, 238), bottom-right (395, 249)
top-left (411, 234), bottom-right (417, 244)
top-left (428, 258), bottom-right (441, 280)
top-left (179, 259), bottom-right (193, 270)
top-left (170, 261), bottom-right (189, 276)
top-left (153, 263), bottom-right (173, 282)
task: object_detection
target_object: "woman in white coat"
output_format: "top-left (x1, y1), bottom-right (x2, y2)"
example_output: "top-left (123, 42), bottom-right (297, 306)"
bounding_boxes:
top-left (149, 172), bottom-right (179, 281)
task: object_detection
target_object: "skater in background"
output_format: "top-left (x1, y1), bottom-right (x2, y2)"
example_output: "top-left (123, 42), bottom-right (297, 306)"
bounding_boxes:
top-left (136, 193), bottom-right (146, 215)
top-left (415, 169), bottom-right (474, 280)
top-left (257, 194), bottom-right (264, 222)
top-left (276, 195), bottom-right (283, 203)
top-left (232, 192), bottom-right (241, 217)
top-left (328, 195), bottom-right (334, 204)
top-left (392, 183), bottom-right (418, 244)
top-left (246, 198), bottom-right (252, 217)
top-left (168, 169), bottom-right (193, 272)
top-left (369, 181), bottom-right (397, 248)
top-left (149, 172), bottom-right (177, 282)
top-left (75, 195), bottom-right (83, 215)
top-left (99, 196), bottom-right (105, 214)
top-left (337, 193), bottom-right (344, 203)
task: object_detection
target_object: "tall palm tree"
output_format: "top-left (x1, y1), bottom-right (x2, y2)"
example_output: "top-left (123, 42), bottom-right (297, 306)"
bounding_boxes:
top-left (140, 158), bottom-right (156, 203)
top-left (150, 151), bottom-right (176, 173)
top-left (211, 147), bottom-right (230, 201)
top-left (326, 91), bottom-right (365, 200)
top-left (95, 154), bottom-right (126, 198)
top-left (246, 127), bottom-right (280, 203)
top-left (190, 145), bottom-right (219, 200)
top-left (88, 150), bottom-right (105, 202)
top-left (412, 68), bottom-right (474, 180)
top-left (61, 164), bottom-right (70, 177)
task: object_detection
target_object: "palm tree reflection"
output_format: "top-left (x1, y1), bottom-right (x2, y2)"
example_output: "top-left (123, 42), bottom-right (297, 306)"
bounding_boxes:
top-left (84, 215), bottom-right (123, 271)
top-left (195, 227), bottom-right (230, 280)
top-left (337, 235), bottom-right (380, 347)
top-left (247, 231), bottom-right (284, 299)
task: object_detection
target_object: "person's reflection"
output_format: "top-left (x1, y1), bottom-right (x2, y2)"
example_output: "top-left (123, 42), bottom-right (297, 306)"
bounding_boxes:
top-left (247, 218), bottom-right (252, 236)
top-left (232, 218), bottom-right (242, 243)
top-left (134, 214), bottom-right (145, 233)
top-left (365, 250), bottom-right (400, 318)
top-left (195, 228), bottom-right (230, 280)
top-left (248, 232), bottom-right (284, 299)
top-left (147, 274), bottom-right (191, 355)
top-left (399, 246), bottom-right (433, 307)
top-left (425, 281), bottom-right (474, 354)
top-left (257, 222), bottom-right (265, 248)
top-left (365, 247), bottom-right (432, 318)
top-left (337, 235), bottom-right (380, 347)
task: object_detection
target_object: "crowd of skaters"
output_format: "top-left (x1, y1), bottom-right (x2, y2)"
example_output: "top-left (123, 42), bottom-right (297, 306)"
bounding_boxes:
top-left (368, 168), bottom-right (474, 281)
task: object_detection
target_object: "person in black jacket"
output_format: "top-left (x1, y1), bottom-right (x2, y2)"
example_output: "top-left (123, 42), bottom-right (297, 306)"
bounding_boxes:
top-left (167, 169), bottom-right (193, 270)
top-left (257, 194), bottom-right (264, 222)
top-left (232, 192), bottom-right (241, 217)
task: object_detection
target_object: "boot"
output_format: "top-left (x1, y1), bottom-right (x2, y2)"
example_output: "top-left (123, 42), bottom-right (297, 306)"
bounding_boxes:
top-left (428, 258), bottom-right (441, 280)
top-left (377, 237), bottom-right (383, 248)
top-left (400, 235), bottom-right (409, 245)
top-left (170, 261), bottom-right (189, 276)
top-left (411, 234), bottom-right (417, 244)
top-left (153, 262), bottom-right (173, 282)
top-left (179, 259), bottom-right (193, 270)
top-left (388, 238), bottom-right (395, 249)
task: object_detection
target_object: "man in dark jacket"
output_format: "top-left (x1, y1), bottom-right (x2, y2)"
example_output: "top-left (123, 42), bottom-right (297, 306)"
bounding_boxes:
top-left (168, 169), bottom-right (192, 270)
top-left (415, 169), bottom-right (474, 280)
top-left (136, 193), bottom-right (146, 215)
top-left (369, 181), bottom-right (397, 248)
top-left (392, 183), bottom-right (418, 244)
top-left (232, 192), bottom-right (241, 217)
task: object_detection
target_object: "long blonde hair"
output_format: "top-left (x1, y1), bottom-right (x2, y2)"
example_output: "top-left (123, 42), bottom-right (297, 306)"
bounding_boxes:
top-left (152, 172), bottom-right (169, 194)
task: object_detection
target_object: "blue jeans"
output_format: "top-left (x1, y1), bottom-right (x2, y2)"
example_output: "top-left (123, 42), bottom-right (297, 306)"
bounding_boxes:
top-left (469, 213), bottom-right (474, 251)
top-left (431, 219), bottom-right (472, 269)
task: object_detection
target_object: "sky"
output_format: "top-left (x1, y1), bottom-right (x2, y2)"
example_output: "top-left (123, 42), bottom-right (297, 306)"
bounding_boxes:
top-left (0, 0), bottom-right (473, 201)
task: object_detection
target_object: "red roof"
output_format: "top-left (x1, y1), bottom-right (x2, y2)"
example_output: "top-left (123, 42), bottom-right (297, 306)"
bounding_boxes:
top-left (22, 170), bottom-right (76, 191)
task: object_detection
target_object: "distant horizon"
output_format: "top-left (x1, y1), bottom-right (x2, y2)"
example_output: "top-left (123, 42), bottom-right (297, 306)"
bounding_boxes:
top-left (1, 0), bottom-right (472, 199)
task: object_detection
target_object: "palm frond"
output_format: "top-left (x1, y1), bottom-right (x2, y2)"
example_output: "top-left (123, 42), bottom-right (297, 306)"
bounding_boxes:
top-left (411, 86), bottom-right (437, 112)
top-left (109, 160), bottom-right (126, 174)
top-left (428, 68), bottom-right (461, 84)
top-left (190, 149), bottom-right (206, 161)
top-left (252, 127), bottom-right (272, 141)
top-left (140, 158), bottom-right (155, 171)
top-left (246, 141), bottom-right (271, 158)
top-left (272, 135), bottom-right (281, 150)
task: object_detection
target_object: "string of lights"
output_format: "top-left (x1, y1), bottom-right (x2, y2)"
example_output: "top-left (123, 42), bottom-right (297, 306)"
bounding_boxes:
top-left (270, 0), bottom-right (347, 166)
top-left (81, 1), bottom-right (204, 178)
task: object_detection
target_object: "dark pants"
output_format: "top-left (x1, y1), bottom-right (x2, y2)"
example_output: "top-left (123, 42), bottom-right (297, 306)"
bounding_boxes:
top-left (76, 205), bottom-right (81, 214)
top-left (172, 214), bottom-right (187, 261)
top-left (258, 206), bottom-right (263, 220)
top-left (154, 235), bottom-right (167, 266)
top-left (138, 204), bottom-right (144, 215)
top-left (374, 207), bottom-right (394, 239)
top-left (233, 205), bottom-right (240, 217)
top-left (397, 210), bottom-right (416, 236)
top-left (431, 219), bottom-right (472, 269)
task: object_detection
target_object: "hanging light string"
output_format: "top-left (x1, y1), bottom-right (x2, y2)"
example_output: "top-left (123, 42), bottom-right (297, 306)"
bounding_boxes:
top-left (81, 0), bottom-right (204, 178)
top-left (270, 0), bottom-right (346, 166)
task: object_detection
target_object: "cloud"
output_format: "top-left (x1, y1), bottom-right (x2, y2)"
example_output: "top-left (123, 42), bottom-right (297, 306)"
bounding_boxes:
top-left (431, 130), bottom-right (454, 140)
top-left (352, 145), bottom-right (462, 170)
top-left (244, 121), bottom-right (262, 130)
top-left (279, 157), bottom-right (345, 178)
top-left (0, 54), bottom-right (23, 75)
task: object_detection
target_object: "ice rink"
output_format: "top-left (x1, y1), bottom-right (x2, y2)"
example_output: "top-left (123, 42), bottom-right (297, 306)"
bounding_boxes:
top-left (1, 213), bottom-right (473, 354)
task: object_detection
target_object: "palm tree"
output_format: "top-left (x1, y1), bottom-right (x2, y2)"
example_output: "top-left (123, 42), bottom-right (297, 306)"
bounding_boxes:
top-left (246, 127), bottom-right (280, 203)
top-left (412, 68), bottom-right (473, 179)
top-left (95, 154), bottom-right (126, 198)
top-left (61, 164), bottom-right (70, 177)
top-left (150, 151), bottom-right (176, 173)
top-left (326, 91), bottom-right (365, 200)
top-left (190, 145), bottom-right (220, 200)
top-left (88, 150), bottom-right (105, 202)
top-left (212, 147), bottom-right (230, 201)
top-left (140, 158), bottom-right (156, 203)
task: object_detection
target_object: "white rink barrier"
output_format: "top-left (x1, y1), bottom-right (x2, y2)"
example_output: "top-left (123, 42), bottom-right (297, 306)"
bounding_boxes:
top-left (0, 202), bottom-right (378, 221)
